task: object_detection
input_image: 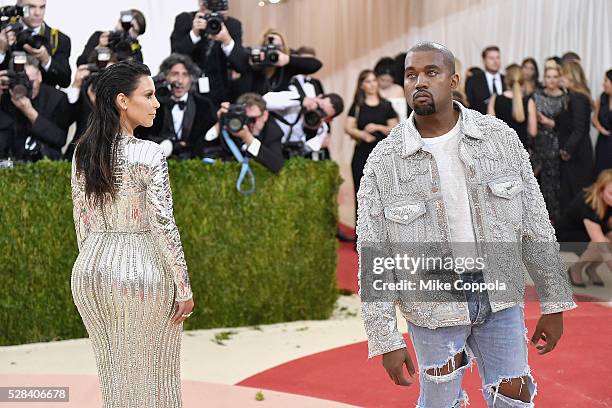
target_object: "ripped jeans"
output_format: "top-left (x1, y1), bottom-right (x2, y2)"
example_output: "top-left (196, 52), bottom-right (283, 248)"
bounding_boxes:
top-left (407, 273), bottom-right (537, 408)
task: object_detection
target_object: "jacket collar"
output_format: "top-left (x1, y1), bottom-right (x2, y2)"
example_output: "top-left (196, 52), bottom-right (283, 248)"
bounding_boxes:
top-left (393, 101), bottom-right (485, 158)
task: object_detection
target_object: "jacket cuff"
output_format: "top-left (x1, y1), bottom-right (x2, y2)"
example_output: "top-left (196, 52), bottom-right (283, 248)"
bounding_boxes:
top-left (541, 301), bottom-right (577, 315)
top-left (367, 335), bottom-right (406, 359)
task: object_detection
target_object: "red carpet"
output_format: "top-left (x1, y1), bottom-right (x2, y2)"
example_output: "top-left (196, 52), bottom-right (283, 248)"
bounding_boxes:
top-left (239, 224), bottom-right (612, 407)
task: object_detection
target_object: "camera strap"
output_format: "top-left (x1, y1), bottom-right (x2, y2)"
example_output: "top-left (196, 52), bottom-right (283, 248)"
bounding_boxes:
top-left (221, 129), bottom-right (255, 195)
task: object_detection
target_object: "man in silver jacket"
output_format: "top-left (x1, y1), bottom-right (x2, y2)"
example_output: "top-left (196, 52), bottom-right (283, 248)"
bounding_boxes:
top-left (357, 42), bottom-right (576, 408)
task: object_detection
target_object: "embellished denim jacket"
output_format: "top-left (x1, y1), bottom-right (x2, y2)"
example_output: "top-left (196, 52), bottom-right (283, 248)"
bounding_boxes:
top-left (357, 102), bottom-right (576, 358)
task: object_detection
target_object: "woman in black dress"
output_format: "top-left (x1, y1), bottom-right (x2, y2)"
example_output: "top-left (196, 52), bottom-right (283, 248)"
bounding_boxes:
top-left (557, 170), bottom-right (612, 287)
top-left (557, 61), bottom-right (595, 215)
top-left (487, 64), bottom-right (537, 150)
top-left (593, 69), bottom-right (612, 176)
top-left (345, 69), bottom-right (398, 221)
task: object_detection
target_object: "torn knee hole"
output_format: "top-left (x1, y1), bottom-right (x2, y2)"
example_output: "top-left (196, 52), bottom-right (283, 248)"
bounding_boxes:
top-left (492, 376), bottom-right (531, 403)
top-left (425, 351), bottom-right (466, 377)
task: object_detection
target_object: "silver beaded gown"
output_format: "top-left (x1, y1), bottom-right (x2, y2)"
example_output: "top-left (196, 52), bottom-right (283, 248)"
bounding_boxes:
top-left (71, 135), bottom-right (192, 408)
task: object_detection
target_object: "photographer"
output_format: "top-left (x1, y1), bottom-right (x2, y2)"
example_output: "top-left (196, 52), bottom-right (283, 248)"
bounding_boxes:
top-left (135, 53), bottom-right (217, 160)
top-left (0, 0), bottom-right (72, 88)
top-left (0, 53), bottom-right (70, 160)
top-left (76, 9), bottom-right (146, 65)
top-left (205, 92), bottom-right (284, 173)
top-left (63, 48), bottom-right (115, 159)
top-left (224, 29), bottom-right (323, 96)
top-left (263, 82), bottom-right (343, 160)
top-left (170, 0), bottom-right (242, 107)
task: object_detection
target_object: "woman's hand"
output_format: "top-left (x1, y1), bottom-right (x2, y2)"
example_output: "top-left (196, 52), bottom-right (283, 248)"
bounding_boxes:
top-left (361, 131), bottom-right (376, 143)
top-left (537, 112), bottom-right (555, 128)
top-left (364, 123), bottom-right (380, 134)
top-left (172, 298), bottom-right (194, 325)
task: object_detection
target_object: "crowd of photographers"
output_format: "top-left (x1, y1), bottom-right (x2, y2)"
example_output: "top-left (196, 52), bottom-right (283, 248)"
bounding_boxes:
top-left (0, 0), bottom-right (345, 174)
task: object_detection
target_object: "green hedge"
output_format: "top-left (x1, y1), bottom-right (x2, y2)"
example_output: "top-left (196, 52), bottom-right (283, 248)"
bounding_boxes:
top-left (0, 158), bottom-right (341, 346)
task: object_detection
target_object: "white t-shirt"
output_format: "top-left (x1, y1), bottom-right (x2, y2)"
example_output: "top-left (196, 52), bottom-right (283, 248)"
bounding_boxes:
top-left (419, 115), bottom-right (477, 261)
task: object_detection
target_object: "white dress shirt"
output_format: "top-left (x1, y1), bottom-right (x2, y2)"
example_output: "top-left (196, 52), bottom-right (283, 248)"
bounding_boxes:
top-left (484, 71), bottom-right (502, 96)
top-left (171, 93), bottom-right (189, 140)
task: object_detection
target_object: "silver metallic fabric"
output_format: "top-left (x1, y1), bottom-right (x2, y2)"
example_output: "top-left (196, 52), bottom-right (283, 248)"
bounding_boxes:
top-left (71, 135), bottom-right (192, 407)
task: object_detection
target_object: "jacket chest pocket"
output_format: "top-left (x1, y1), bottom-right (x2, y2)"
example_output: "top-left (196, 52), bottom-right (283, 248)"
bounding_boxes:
top-left (487, 176), bottom-right (523, 226)
top-left (384, 200), bottom-right (427, 242)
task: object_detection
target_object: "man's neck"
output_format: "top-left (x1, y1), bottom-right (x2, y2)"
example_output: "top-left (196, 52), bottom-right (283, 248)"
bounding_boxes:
top-left (414, 104), bottom-right (459, 138)
top-left (485, 69), bottom-right (499, 76)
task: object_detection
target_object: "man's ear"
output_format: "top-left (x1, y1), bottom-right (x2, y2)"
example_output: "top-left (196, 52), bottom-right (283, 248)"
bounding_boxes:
top-left (450, 73), bottom-right (460, 90)
top-left (262, 110), bottom-right (269, 122)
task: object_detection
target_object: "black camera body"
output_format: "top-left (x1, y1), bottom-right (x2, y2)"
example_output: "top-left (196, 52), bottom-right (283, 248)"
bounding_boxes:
top-left (221, 104), bottom-right (254, 133)
top-left (7, 51), bottom-right (32, 99)
top-left (0, 5), bottom-right (27, 19)
top-left (86, 47), bottom-right (112, 73)
top-left (6, 22), bottom-right (45, 51)
top-left (249, 37), bottom-right (280, 66)
top-left (107, 11), bottom-right (140, 61)
top-left (200, 0), bottom-right (228, 36)
top-left (303, 107), bottom-right (327, 129)
top-left (153, 74), bottom-right (180, 101)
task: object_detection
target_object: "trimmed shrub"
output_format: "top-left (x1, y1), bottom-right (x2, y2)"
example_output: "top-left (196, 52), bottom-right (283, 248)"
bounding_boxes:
top-left (0, 158), bottom-right (340, 345)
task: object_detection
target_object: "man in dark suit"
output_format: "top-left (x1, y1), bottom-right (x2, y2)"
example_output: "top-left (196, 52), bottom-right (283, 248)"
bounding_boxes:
top-left (205, 92), bottom-right (285, 173)
top-left (136, 53), bottom-right (218, 160)
top-left (465, 45), bottom-right (505, 114)
top-left (0, 55), bottom-right (70, 161)
top-left (170, 0), bottom-right (242, 107)
top-left (0, 0), bottom-right (71, 88)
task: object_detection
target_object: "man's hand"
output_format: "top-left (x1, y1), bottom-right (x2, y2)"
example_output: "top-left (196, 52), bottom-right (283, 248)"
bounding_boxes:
top-left (192, 12), bottom-right (207, 37)
top-left (274, 51), bottom-right (290, 67)
top-left (302, 97), bottom-right (318, 112)
top-left (210, 23), bottom-right (232, 46)
top-left (0, 70), bottom-right (9, 95)
top-left (72, 65), bottom-right (91, 89)
top-left (560, 149), bottom-right (571, 161)
top-left (530, 312), bottom-right (563, 355)
top-left (10, 90), bottom-right (38, 122)
top-left (0, 29), bottom-right (9, 53)
top-left (23, 44), bottom-right (50, 67)
top-left (233, 125), bottom-right (255, 146)
top-left (382, 348), bottom-right (416, 386)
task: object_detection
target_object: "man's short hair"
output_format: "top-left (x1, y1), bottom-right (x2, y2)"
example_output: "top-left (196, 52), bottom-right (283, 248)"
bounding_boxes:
top-left (561, 51), bottom-right (581, 63)
top-left (481, 45), bottom-right (500, 60)
top-left (237, 92), bottom-right (267, 112)
top-left (159, 53), bottom-right (201, 79)
top-left (322, 93), bottom-right (344, 118)
top-left (406, 41), bottom-right (456, 74)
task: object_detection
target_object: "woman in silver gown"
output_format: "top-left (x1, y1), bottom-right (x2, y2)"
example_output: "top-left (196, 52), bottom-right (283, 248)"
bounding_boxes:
top-left (70, 60), bottom-right (194, 408)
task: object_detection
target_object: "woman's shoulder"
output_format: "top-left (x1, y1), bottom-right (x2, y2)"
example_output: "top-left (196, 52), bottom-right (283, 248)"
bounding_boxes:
top-left (124, 137), bottom-right (164, 166)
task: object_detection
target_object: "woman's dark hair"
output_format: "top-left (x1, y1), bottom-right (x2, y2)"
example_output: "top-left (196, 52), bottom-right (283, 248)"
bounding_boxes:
top-left (521, 57), bottom-right (540, 83)
top-left (393, 52), bottom-right (407, 85)
top-left (374, 57), bottom-right (396, 78)
top-left (130, 9), bottom-right (147, 35)
top-left (606, 69), bottom-right (612, 81)
top-left (75, 59), bottom-right (151, 206)
top-left (352, 69), bottom-right (379, 108)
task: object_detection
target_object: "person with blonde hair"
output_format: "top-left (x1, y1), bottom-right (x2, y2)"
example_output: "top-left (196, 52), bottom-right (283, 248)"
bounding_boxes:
top-left (556, 60), bottom-right (595, 214)
top-left (557, 169), bottom-right (612, 286)
top-left (487, 64), bottom-right (537, 149)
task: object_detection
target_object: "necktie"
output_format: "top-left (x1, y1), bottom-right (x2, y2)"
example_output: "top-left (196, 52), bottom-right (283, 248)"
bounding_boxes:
top-left (492, 77), bottom-right (499, 95)
top-left (170, 100), bottom-right (187, 111)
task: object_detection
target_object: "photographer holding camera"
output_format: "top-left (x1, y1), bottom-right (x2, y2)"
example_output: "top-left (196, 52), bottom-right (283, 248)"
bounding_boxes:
top-left (263, 80), bottom-right (343, 160)
top-left (76, 9), bottom-right (146, 65)
top-left (225, 29), bottom-right (323, 96)
top-left (0, 52), bottom-right (70, 160)
top-left (0, 0), bottom-right (72, 88)
top-left (170, 0), bottom-right (242, 107)
top-left (135, 53), bottom-right (217, 160)
top-left (204, 92), bottom-right (284, 173)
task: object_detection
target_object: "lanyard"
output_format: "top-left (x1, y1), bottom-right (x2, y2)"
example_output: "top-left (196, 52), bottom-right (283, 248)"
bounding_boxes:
top-left (221, 129), bottom-right (255, 195)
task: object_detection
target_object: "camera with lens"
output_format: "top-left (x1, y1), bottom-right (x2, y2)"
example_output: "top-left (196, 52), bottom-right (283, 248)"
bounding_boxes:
top-left (0, 5), bottom-right (27, 19)
top-left (107, 11), bottom-right (139, 61)
top-left (200, 0), bottom-right (228, 36)
top-left (249, 36), bottom-right (280, 66)
top-left (152, 73), bottom-right (180, 101)
top-left (6, 22), bottom-right (45, 51)
top-left (220, 104), bottom-right (254, 133)
top-left (86, 47), bottom-right (112, 73)
top-left (7, 51), bottom-right (32, 99)
top-left (303, 107), bottom-right (327, 129)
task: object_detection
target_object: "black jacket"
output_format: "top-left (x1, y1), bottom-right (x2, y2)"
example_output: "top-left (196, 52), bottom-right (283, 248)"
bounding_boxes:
top-left (465, 70), bottom-right (506, 114)
top-left (227, 45), bottom-right (322, 96)
top-left (557, 91), bottom-right (594, 210)
top-left (63, 88), bottom-right (94, 160)
top-left (76, 31), bottom-right (143, 66)
top-left (135, 92), bottom-right (217, 159)
top-left (217, 117), bottom-right (285, 173)
top-left (0, 83), bottom-right (70, 160)
top-left (170, 12), bottom-right (242, 107)
top-left (0, 22), bottom-right (72, 88)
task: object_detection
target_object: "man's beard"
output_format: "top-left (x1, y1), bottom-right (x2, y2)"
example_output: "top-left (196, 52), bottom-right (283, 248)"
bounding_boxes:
top-left (414, 101), bottom-right (437, 116)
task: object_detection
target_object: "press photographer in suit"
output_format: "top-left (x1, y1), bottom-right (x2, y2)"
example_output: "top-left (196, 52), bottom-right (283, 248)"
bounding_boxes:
top-left (205, 92), bottom-right (285, 173)
top-left (0, 53), bottom-right (70, 160)
top-left (465, 45), bottom-right (506, 114)
top-left (0, 0), bottom-right (72, 88)
top-left (135, 53), bottom-right (217, 160)
top-left (170, 0), bottom-right (242, 107)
